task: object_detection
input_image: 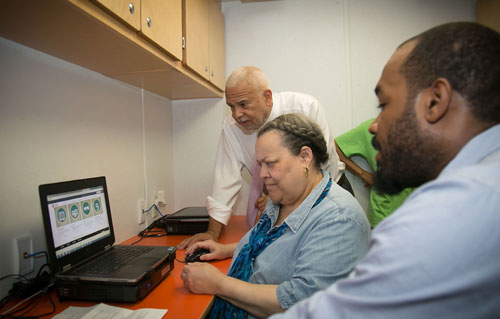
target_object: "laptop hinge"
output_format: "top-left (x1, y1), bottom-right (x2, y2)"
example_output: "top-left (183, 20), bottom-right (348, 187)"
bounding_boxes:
top-left (105, 244), bottom-right (112, 250)
top-left (62, 264), bottom-right (72, 272)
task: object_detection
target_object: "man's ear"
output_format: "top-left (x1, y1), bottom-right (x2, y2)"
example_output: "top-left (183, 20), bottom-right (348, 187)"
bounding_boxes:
top-left (263, 89), bottom-right (273, 107)
top-left (420, 78), bottom-right (452, 124)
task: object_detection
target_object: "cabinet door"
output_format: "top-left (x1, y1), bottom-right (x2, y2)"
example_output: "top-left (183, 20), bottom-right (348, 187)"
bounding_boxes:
top-left (184, 0), bottom-right (210, 81)
top-left (95, 0), bottom-right (141, 31)
top-left (141, 0), bottom-right (183, 60)
top-left (209, 0), bottom-right (225, 90)
top-left (477, 0), bottom-right (500, 34)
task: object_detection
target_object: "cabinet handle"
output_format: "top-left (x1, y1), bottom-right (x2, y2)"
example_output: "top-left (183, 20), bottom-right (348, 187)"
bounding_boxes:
top-left (128, 2), bottom-right (135, 14)
top-left (211, 71), bottom-right (214, 77)
top-left (146, 17), bottom-right (152, 28)
top-left (205, 66), bottom-right (208, 72)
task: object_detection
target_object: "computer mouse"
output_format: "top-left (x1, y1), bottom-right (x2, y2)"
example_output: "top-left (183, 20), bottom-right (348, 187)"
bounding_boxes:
top-left (185, 248), bottom-right (211, 263)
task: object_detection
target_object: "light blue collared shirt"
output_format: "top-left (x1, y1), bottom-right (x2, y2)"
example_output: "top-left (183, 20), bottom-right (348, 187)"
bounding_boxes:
top-left (230, 171), bottom-right (370, 316)
top-left (272, 124), bottom-right (500, 319)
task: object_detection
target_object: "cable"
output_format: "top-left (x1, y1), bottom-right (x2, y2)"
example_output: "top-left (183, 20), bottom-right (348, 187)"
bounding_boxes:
top-left (0, 290), bottom-right (55, 319)
top-left (142, 204), bottom-right (164, 217)
top-left (3, 291), bottom-right (40, 318)
top-left (134, 205), bottom-right (170, 243)
top-left (23, 252), bottom-right (48, 266)
top-left (0, 275), bottom-right (29, 283)
top-left (154, 205), bottom-right (163, 217)
top-left (0, 253), bottom-right (55, 319)
top-left (0, 275), bottom-right (30, 310)
top-left (129, 236), bottom-right (144, 246)
top-left (34, 265), bottom-right (50, 280)
top-left (132, 226), bottom-right (167, 245)
top-left (140, 229), bottom-right (167, 237)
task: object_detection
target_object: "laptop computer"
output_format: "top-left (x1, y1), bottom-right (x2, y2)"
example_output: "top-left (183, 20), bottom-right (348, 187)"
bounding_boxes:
top-left (38, 176), bottom-right (176, 302)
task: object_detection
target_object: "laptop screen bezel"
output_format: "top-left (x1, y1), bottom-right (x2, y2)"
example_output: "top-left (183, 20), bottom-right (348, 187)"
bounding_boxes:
top-left (39, 176), bottom-right (115, 272)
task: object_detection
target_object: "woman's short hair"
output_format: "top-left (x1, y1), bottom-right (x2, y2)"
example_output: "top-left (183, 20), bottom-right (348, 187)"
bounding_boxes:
top-left (258, 113), bottom-right (329, 169)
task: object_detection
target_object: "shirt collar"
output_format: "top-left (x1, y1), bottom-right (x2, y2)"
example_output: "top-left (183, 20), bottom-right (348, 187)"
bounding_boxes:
top-left (440, 124), bottom-right (500, 177)
top-left (265, 170), bottom-right (331, 233)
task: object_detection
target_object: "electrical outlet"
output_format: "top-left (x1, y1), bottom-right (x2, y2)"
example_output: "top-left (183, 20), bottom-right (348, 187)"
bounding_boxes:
top-left (137, 199), bottom-right (146, 224)
top-left (157, 190), bottom-right (166, 206)
top-left (15, 235), bottom-right (33, 275)
top-left (151, 195), bottom-right (158, 218)
top-left (151, 190), bottom-right (166, 219)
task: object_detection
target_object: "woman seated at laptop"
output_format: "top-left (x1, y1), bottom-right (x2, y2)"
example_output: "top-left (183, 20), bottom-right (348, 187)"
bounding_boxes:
top-left (180, 114), bottom-right (370, 319)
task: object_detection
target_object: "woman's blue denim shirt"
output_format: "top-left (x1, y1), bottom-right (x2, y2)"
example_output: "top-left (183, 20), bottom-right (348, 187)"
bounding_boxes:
top-left (231, 171), bottom-right (371, 312)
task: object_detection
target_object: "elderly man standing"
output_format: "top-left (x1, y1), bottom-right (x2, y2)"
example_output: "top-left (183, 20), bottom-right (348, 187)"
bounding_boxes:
top-left (271, 22), bottom-right (500, 319)
top-left (178, 66), bottom-right (346, 249)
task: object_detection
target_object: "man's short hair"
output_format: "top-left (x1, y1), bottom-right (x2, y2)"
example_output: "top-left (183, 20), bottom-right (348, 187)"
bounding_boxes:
top-left (226, 66), bottom-right (269, 91)
top-left (401, 22), bottom-right (500, 124)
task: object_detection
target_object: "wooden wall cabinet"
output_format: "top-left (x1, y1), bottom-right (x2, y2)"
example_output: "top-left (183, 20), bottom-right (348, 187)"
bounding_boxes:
top-left (95, 0), bottom-right (141, 31)
top-left (184, 0), bottom-right (210, 81)
top-left (95, 0), bottom-right (183, 61)
top-left (477, 0), bottom-right (500, 34)
top-left (141, 0), bottom-right (183, 61)
top-left (208, 0), bottom-right (226, 90)
top-left (0, 0), bottom-right (224, 100)
top-left (183, 0), bottom-right (226, 90)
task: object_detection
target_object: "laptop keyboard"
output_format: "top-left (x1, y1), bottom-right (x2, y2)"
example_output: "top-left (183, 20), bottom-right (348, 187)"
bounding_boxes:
top-left (78, 246), bottom-right (154, 274)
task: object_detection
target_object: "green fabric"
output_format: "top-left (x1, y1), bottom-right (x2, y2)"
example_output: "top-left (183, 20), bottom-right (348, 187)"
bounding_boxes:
top-left (335, 119), bottom-right (413, 227)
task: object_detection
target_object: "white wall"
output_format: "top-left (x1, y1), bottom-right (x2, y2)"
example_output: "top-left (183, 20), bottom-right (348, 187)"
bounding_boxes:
top-left (348, 0), bottom-right (476, 124)
top-left (0, 38), bottom-right (174, 297)
top-left (172, 0), bottom-right (475, 215)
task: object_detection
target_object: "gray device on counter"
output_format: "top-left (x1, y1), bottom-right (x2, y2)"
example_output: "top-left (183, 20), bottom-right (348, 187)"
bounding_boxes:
top-left (158, 206), bottom-right (209, 235)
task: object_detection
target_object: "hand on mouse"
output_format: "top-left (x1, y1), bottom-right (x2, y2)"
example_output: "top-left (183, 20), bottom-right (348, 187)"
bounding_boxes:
top-left (185, 248), bottom-right (211, 263)
top-left (177, 231), bottom-right (218, 250)
top-left (181, 262), bottom-right (224, 295)
top-left (185, 240), bottom-right (237, 261)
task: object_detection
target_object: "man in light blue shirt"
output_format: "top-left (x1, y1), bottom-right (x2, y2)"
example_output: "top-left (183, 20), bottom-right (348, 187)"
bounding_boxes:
top-left (271, 22), bottom-right (500, 319)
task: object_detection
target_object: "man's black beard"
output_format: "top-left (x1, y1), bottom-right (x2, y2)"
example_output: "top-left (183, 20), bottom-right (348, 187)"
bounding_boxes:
top-left (372, 106), bottom-right (443, 195)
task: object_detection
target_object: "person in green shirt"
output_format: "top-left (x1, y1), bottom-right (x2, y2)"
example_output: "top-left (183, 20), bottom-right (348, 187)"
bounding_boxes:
top-left (335, 118), bottom-right (413, 227)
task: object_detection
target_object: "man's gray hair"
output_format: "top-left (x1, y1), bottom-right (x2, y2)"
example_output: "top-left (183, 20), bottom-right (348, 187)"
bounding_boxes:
top-left (226, 66), bottom-right (269, 91)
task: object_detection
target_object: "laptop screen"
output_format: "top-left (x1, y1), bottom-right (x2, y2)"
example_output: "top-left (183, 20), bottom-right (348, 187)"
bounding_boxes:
top-left (47, 186), bottom-right (111, 260)
top-left (39, 177), bottom-right (115, 271)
